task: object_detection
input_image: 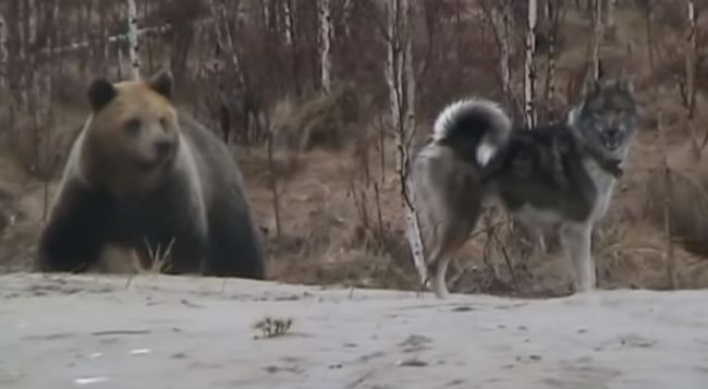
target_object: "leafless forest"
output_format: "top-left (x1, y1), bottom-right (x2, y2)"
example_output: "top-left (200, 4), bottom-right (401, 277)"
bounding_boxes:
top-left (1, 0), bottom-right (708, 297)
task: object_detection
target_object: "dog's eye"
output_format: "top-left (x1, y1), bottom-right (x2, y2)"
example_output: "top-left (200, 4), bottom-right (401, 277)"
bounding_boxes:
top-left (159, 116), bottom-right (168, 129)
top-left (124, 118), bottom-right (142, 135)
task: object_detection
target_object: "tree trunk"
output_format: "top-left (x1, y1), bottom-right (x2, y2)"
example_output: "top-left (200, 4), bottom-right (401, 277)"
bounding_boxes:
top-left (342, 0), bottom-right (353, 37)
top-left (607, 0), bottom-right (616, 29)
top-left (490, 1), bottom-right (513, 114)
top-left (126, 0), bottom-right (140, 79)
top-left (524, 0), bottom-right (538, 128)
top-left (283, 0), bottom-right (294, 46)
top-left (0, 11), bottom-right (7, 89)
top-left (403, 1), bottom-right (415, 137)
top-left (27, 0), bottom-right (37, 49)
top-left (385, 0), bottom-right (426, 286)
top-left (544, 0), bottom-right (564, 119)
top-left (643, 0), bottom-right (654, 73)
top-left (592, 0), bottom-right (603, 80)
top-left (99, 2), bottom-right (110, 77)
top-left (685, 0), bottom-right (699, 157)
top-left (386, 0), bottom-right (402, 137)
top-left (318, 0), bottom-right (333, 94)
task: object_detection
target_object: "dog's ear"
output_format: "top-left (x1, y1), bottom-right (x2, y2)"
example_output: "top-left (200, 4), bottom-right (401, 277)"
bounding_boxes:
top-left (616, 69), bottom-right (635, 95)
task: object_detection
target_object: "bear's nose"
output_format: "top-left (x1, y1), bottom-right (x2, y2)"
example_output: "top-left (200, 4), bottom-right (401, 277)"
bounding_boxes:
top-left (154, 139), bottom-right (173, 158)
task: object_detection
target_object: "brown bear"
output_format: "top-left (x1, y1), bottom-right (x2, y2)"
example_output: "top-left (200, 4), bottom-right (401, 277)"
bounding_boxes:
top-left (36, 70), bottom-right (266, 279)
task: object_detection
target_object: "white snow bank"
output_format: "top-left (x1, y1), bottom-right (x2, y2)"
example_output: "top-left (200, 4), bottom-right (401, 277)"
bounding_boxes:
top-left (1, 273), bottom-right (707, 389)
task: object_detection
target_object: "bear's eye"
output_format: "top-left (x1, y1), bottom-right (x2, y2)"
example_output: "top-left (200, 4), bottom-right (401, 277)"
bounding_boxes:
top-left (124, 118), bottom-right (142, 136)
top-left (159, 116), bottom-right (168, 129)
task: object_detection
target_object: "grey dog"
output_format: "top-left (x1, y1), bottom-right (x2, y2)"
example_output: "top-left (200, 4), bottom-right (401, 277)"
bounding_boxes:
top-left (410, 75), bottom-right (638, 298)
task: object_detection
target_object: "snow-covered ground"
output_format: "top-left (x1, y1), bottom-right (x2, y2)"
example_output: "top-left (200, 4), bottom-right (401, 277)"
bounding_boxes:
top-left (1, 273), bottom-right (707, 389)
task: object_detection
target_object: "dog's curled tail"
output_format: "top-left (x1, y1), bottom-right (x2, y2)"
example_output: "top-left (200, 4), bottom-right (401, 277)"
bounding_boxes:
top-left (432, 98), bottom-right (512, 166)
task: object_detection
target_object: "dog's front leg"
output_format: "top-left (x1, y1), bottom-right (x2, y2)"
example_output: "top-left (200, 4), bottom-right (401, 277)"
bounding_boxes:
top-left (560, 222), bottom-right (596, 293)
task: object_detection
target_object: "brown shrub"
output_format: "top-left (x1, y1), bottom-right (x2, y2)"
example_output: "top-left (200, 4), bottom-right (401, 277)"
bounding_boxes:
top-left (270, 83), bottom-right (364, 153)
top-left (645, 146), bottom-right (708, 258)
top-left (4, 118), bottom-right (82, 180)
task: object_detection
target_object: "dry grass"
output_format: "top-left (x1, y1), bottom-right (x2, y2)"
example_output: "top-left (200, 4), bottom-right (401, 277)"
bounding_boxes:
top-left (3, 3), bottom-right (708, 297)
top-left (645, 144), bottom-right (708, 258)
top-left (253, 316), bottom-right (293, 339)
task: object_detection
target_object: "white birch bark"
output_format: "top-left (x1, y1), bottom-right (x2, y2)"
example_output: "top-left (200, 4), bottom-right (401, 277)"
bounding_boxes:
top-left (524, 0), bottom-right (538, 128)
top-left (403, 0), bottom-right (424, 278)
top-left (319, 0), bottom-right (333, 94)
top-left (127, 0), bottom-right (140, 79)
top-left (385, 0), bottom-right (426, 285)
top-left (283, 0), bottom-right (294, 46)
top-left (262, 0), bottom-right (271, 29)
top-left (0, 11), bottom-right (7, 89)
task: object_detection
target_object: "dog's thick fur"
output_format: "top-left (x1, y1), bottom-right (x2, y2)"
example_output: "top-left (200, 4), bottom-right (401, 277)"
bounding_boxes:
top-left (411, 75), bottom-right (638, 298)
top-left (37, 71), bottom-right (266, 279)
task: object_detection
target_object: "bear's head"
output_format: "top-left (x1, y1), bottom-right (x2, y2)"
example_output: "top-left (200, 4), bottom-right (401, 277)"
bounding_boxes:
top-left (80, 71), bottom-right (181, 197)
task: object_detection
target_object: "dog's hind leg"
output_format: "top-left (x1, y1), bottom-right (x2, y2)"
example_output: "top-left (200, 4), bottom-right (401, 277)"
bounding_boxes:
top-left (560, 221), bottom-right (596, 293)
top-left (427, 252), bottom-right (451, 299)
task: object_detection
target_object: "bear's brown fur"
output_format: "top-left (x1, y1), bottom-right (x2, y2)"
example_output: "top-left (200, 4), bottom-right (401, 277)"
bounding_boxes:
top-left (37, 71), bottom-right (266, 279)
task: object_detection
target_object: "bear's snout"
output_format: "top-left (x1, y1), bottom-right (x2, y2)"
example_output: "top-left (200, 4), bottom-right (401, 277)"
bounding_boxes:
top-left (153, 139), bottom-right (174, 159)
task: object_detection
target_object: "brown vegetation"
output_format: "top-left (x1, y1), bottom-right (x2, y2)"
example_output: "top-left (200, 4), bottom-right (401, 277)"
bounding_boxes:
top-left (1, 0), bottom-right (708, 297)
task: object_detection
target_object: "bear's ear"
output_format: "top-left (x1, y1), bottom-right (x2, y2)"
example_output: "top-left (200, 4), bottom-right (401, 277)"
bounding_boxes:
top-left (87, 79), bottom-right (117, 112)
top-left (148, 70), bottom-right (173, 101)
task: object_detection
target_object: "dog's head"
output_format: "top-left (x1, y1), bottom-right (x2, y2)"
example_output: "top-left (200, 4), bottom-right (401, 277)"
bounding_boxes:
top-left (569, 75), bottom-right (638, 153)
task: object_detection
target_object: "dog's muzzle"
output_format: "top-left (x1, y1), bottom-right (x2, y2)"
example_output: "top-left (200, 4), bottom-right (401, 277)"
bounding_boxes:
top-left (602, 128), bottom-right (624, 150)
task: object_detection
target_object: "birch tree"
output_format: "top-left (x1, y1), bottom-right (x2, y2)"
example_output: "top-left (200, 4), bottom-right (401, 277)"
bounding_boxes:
top-left (127, 0), bottom-right (140, 79)
top-left (283, 0), bottom-right (295, 46)
top-left (386, 0), bottom-right (402, 137)
top-left (524, 0), bottom-right (538, 128)
top-left (318, 0), bottom-right (332, 94)
top-left (384, 0), bottom-right (426, 284)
